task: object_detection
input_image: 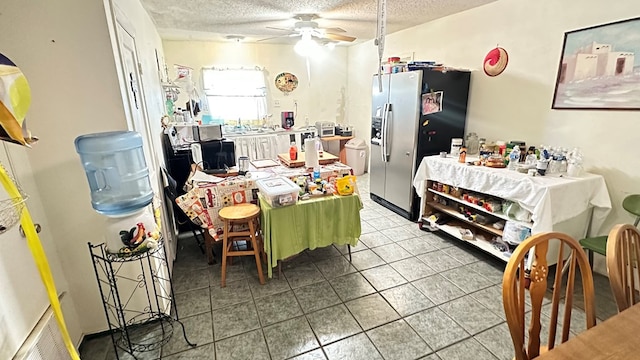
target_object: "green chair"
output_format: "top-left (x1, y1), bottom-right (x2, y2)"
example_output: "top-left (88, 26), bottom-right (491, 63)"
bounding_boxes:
top-left (580, 194), bottom-right (640, 268)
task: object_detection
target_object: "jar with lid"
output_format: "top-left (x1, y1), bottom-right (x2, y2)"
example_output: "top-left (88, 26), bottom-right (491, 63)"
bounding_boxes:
top-left (478, 138), bottom-right (486, 152)
top-left (450, 138), bottom-right (463, 156)
top-left (465, 133), bottom-right (479, 155)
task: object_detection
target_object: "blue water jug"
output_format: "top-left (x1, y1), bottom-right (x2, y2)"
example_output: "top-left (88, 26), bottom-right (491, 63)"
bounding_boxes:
top-left (75, 131), bottom-right (153, 216)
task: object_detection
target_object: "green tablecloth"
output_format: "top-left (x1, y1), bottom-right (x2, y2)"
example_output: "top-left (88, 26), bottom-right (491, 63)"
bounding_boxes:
top-left (259, 194), bottom-right (362, 278)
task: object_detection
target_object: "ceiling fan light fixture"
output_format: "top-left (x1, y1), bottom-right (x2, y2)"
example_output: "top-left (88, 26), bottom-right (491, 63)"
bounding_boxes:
top-left (294, 33), bottom-right (320, 57)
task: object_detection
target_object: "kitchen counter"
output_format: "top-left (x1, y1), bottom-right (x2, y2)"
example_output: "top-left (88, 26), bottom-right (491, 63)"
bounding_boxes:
top-left (227, 127), bottom-right (317, 161)
top-left (222, 126), bottom-right (316, 138)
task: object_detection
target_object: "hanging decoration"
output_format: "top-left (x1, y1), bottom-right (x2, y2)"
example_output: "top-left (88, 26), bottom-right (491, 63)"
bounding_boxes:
top-left (0, 52), bottom-right (79, 360)
top-left (274, 72), bottom-right (299, 95)
top-left (483, 46), bottom-right (509, 77)
top-left (0, 54), bottom-right (37, 146)
top-left (375, 0), bottom-right (388, 92)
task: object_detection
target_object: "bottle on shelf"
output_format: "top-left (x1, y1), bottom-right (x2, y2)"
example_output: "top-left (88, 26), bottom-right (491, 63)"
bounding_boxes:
top-left (289, 141), bottom-right (298, 160)
top-left (315, 135), bottom-right (324, 157)
top-left (458, 147), bottom-right (467, 163)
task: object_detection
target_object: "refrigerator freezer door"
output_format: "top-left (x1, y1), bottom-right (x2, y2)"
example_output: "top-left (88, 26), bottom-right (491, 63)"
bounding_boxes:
top-left (370, 74), bottom-right (390, 198)
top-left (384, 71), bottom-right (422, 214)
top-left (416, 71), bottom-right (470, 161)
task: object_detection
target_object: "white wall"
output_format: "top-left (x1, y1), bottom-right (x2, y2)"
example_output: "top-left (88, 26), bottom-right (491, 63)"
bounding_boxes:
top-left (0, 0), bottom-right (126, 347)
top-left (0, 0), bottom-right (168, 340)
top-left (162, 41), bottom-right (349, 128)
top-left (346, 0), bottom-right (640, 273)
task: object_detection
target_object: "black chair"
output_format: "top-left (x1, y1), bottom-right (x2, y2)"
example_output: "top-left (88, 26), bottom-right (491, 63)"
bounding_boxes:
top-left (161, 167), bottom-right (206, 254)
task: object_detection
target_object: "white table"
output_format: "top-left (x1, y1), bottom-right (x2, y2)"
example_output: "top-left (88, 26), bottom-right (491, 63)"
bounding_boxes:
top-left (413, 155), bottom-right (612, 240)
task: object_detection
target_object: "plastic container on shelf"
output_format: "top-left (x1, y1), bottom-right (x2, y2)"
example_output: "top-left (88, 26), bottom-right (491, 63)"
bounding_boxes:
top-left (75, 131), bottom-right (153, 216)
top-left (450, 138), bottom-right (463, 156)
top-left (345, 138), bottom-right (367, 176)
top-left (256, 176), bottom-right (299, 208)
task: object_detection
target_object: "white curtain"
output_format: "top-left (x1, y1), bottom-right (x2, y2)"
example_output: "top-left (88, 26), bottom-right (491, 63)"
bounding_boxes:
top-left (202, 68), bottom-right (267, 122)
top-left (234, 135), bottom-right (278, 160)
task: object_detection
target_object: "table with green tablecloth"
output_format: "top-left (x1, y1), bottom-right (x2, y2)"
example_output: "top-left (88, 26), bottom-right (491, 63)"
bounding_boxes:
top-left (259, 193), bottom-right (362, 278)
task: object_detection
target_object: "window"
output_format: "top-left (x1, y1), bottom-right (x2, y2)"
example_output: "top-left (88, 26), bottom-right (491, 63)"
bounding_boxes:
top-left (202, 68), bottom-right (267, 125)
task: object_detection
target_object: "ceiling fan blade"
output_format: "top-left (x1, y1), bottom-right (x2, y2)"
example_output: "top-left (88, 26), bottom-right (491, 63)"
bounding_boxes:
top-left (321, 27), bottom-right (346, 33)
top-left (258, 35), bottom-right (288, 42)
top-left (325, 33), bottom-right (356, 42)
top-left (266, 26), bottom-right (294, 32)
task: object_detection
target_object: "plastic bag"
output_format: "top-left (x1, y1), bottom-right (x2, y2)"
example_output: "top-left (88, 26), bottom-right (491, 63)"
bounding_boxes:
top-left (503, 221), bottom-right (531, 245)
top-left (336, 175), bottom-right (357, 196)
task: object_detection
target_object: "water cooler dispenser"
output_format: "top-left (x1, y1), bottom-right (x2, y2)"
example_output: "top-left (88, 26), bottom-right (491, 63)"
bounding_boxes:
top-left (75, 131), bottom-right (159, 254)
top-left (78, 131), bottom-right (195, 357)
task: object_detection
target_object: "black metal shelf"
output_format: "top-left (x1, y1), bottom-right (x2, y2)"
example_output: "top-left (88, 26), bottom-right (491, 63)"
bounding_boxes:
top-left (88, 238), bottom-right (195, 359)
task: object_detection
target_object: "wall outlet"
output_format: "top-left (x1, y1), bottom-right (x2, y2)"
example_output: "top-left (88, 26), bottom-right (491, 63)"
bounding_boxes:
top-left (274, 99), bottom-right (281, 107)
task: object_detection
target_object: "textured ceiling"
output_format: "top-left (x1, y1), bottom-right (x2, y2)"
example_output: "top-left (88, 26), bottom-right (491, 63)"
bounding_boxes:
top-left (140, 0), bottom-right (497, 44)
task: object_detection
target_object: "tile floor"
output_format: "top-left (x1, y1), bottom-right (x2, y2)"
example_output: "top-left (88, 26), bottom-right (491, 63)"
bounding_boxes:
top-left (80, 174), bottom-right (619, 360)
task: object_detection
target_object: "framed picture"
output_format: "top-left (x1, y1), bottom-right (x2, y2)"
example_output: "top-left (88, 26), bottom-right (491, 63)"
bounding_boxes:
top-left (551, 17), bottom-right (640, 110)
top-left (422, 91), bottom-right (443, 115)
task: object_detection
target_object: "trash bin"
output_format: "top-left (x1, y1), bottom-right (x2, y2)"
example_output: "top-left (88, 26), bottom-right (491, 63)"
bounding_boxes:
top-left (345, 138), bottom-right (367, 176)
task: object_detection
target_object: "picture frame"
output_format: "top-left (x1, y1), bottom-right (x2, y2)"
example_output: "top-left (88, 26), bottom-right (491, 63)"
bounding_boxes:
top-left (422, 91), bottom-right (443, 115)
top-left (551, 17), bottom-right (640, 110)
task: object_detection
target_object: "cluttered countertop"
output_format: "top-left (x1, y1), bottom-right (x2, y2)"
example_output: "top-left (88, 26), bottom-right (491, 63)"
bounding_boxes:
top-left (413, 136), bottom-right (613, 239)
top-left (176, 142), bottom-right (358, 239)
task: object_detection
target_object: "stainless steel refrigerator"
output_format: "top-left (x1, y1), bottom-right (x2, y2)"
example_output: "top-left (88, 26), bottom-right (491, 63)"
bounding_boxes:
top-left (370, 69), bottom-right (470, 220)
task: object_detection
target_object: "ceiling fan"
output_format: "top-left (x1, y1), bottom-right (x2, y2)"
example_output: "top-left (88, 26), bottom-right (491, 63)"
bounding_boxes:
top-left (258, 14), bottom-right (357, 43)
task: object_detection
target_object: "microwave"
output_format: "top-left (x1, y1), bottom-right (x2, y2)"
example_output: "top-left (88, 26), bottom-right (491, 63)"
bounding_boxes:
top-left (315, 121), bottom-right (335, 138)
top-left (196, 124), bottom-right (223, 141)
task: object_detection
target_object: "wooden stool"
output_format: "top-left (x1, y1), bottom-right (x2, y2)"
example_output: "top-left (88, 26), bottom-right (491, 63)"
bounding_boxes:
top-left (218, 203), bottom-right (265, 287)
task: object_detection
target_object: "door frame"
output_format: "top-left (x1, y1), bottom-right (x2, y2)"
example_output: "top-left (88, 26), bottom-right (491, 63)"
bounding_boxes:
top-left (107, 2), bottom-right (177, 263)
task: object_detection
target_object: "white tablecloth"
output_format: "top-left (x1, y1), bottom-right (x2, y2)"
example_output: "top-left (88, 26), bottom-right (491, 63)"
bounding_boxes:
top-left (412, 156), bottom-right (612, 237)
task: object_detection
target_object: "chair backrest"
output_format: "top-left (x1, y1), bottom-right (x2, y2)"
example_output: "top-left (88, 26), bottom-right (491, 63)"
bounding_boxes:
top-left (161, 166), bottom-right (179, 203)
top-left (161, 167), bottom-right (191, 225)
top-left (622, 195), bottom-right (640, 227)
top-left (606, 223), bottom-right (640, 312)
top-left (502, 232), bottom-right (596, 360)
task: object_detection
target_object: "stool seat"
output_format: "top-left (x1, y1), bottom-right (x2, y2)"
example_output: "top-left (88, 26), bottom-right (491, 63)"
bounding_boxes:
top-left (217, 203), bottom-right (265, 287)
top-left (219, 203), bottom-right (260, 220)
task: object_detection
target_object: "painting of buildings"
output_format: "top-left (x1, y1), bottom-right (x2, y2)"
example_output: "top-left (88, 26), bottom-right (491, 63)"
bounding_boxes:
top-left (552, 17), bottom-right (640, 109)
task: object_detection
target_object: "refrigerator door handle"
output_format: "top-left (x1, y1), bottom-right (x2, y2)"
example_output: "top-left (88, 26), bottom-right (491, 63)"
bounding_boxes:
top-left (382, 103), bottom-right (392, 162)
top-left (381, 103), bottom-right (388, 162)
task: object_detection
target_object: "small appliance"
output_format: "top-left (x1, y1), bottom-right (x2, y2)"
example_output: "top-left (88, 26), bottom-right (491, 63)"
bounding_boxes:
top-left (335, 124), bottom-right (353, 137)
top-left (281, 111), bottom-right (295, 129)
top-left (315, 121), bottom-right (336, 138)
top-left (197, 124), bottom-right (223, 141)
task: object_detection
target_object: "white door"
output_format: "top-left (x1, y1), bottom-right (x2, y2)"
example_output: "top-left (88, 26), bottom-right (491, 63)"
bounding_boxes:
top-left (116, 23), bottom-right (156, 173)
top-left (0, 143), bottom-right (74, 358)
top-left (115, 21), bottom-right (176, 263)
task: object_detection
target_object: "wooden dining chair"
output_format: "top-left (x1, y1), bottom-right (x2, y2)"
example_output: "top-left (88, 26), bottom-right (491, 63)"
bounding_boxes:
top-left (606, 223), bottom-right (640, 312)
top-left (503, 232), bottom-right (596, 359)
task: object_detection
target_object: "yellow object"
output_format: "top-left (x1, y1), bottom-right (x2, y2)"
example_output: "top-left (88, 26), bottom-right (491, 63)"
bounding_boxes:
top-left (0, 166), bottom-right (80, 360)
top-left (0, 64), bottom-right (37, 146)
top-left (336, 175), bottom-right (356, 196)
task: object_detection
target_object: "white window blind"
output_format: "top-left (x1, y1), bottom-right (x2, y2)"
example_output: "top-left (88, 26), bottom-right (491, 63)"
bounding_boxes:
top-left (202, 68), bottom-right (267, 124)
